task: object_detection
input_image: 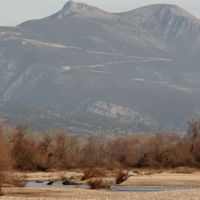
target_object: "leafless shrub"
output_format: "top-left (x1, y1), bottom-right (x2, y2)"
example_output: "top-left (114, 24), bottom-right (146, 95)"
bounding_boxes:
top-left (0, 124), bottom-right (14, 195)
top-left (108, 134), bottom-right (152, 168)
top-left (81, 135), bottom-right (108, 167)
top-left (53, 130), bottom-right (79, 169)
top-left (37, 134), bottom-right (54, 171)
top-left (81, 168), bottom-right (105, 181)
top-left (187, 119), bottom-right (200, 164)
top-left (87, 178), bottom-right (110, 189)
top-left (115, 170), bottom-right (131, 184)
top-left (10, 125), bottom-right (38, 171)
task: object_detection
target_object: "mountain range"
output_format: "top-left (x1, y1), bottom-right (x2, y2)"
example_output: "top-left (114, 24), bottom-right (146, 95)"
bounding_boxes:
top-left (0, 1), bottom-right (200, 135)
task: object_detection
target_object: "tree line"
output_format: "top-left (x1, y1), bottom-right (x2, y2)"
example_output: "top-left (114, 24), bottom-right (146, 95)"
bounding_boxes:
top-left (0, 119), bottom-right (200, 173)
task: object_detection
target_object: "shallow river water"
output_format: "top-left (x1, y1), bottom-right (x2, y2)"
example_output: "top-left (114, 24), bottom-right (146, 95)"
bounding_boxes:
top-left (25, 181), bottom-right (200, 192)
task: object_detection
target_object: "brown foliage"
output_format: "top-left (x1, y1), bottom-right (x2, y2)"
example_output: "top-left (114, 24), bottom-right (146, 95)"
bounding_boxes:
top-left (53, 130), bottom-right (80, 169)
top-left (10, 125), bottom-right (39, 171)
top-left (81, 135), bottom-right (108, 167)
top-left (0, 119), bottom-right (200, 173)
top-left (0, 123), bottom-right (13, 195)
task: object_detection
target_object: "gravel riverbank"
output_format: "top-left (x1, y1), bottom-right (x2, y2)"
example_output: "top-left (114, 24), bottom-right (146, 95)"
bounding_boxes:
top-left (1, 188), bottom-right (200, 200)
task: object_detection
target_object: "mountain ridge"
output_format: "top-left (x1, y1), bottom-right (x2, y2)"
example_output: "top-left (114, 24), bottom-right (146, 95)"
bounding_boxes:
top-left (119, 4), bottom-right (197, 19)
top-left (0, 2), bottom-right (200, 135)
top-left (50, 0), bottom-right (117, 21)
top-left (118, 3), bottom-right (200, 53)
top-left (19, 2), bottom-right (200, 53)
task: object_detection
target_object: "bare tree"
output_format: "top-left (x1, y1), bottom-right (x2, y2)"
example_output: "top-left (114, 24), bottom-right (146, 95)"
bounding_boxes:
top-left (187, 119), bottom-right (200, 153)
top-left (0, 123), bottom-right (13, 195)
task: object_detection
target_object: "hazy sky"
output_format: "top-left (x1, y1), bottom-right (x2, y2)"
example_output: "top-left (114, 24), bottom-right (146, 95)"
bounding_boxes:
top-left (0, 0), bottom-right (200, 26)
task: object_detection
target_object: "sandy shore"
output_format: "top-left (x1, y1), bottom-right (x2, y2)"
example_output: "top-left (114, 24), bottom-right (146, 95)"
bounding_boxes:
top-left (124, 172), bottom-right (200, 186)
top-left (1, 187), bottom-right (200, 200)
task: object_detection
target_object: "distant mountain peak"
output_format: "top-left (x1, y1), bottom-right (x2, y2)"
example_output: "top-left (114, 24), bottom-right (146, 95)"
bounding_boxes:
top-left (51, 0), bottom-right (116, 21)
top-left (62, 0), bottom-right (92, 15)
top-left (119, 3), bottom-right (199, 33)
top-left (126, 4), bottom-right (197, 20)
top-left (148, 4), bottom-right (196, 19)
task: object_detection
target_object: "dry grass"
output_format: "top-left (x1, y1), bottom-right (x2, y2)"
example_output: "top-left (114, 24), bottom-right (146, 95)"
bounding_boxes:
top-left (171, 167), bottom-right (197, 174)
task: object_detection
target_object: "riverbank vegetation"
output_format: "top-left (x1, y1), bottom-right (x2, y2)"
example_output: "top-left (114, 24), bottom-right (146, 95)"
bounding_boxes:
top-left (0, 119), bottom-right (200, 192)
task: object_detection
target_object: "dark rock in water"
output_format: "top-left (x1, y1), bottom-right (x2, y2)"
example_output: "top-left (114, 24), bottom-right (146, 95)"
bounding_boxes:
top-left (47, 180), bottom-right (54, 185)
